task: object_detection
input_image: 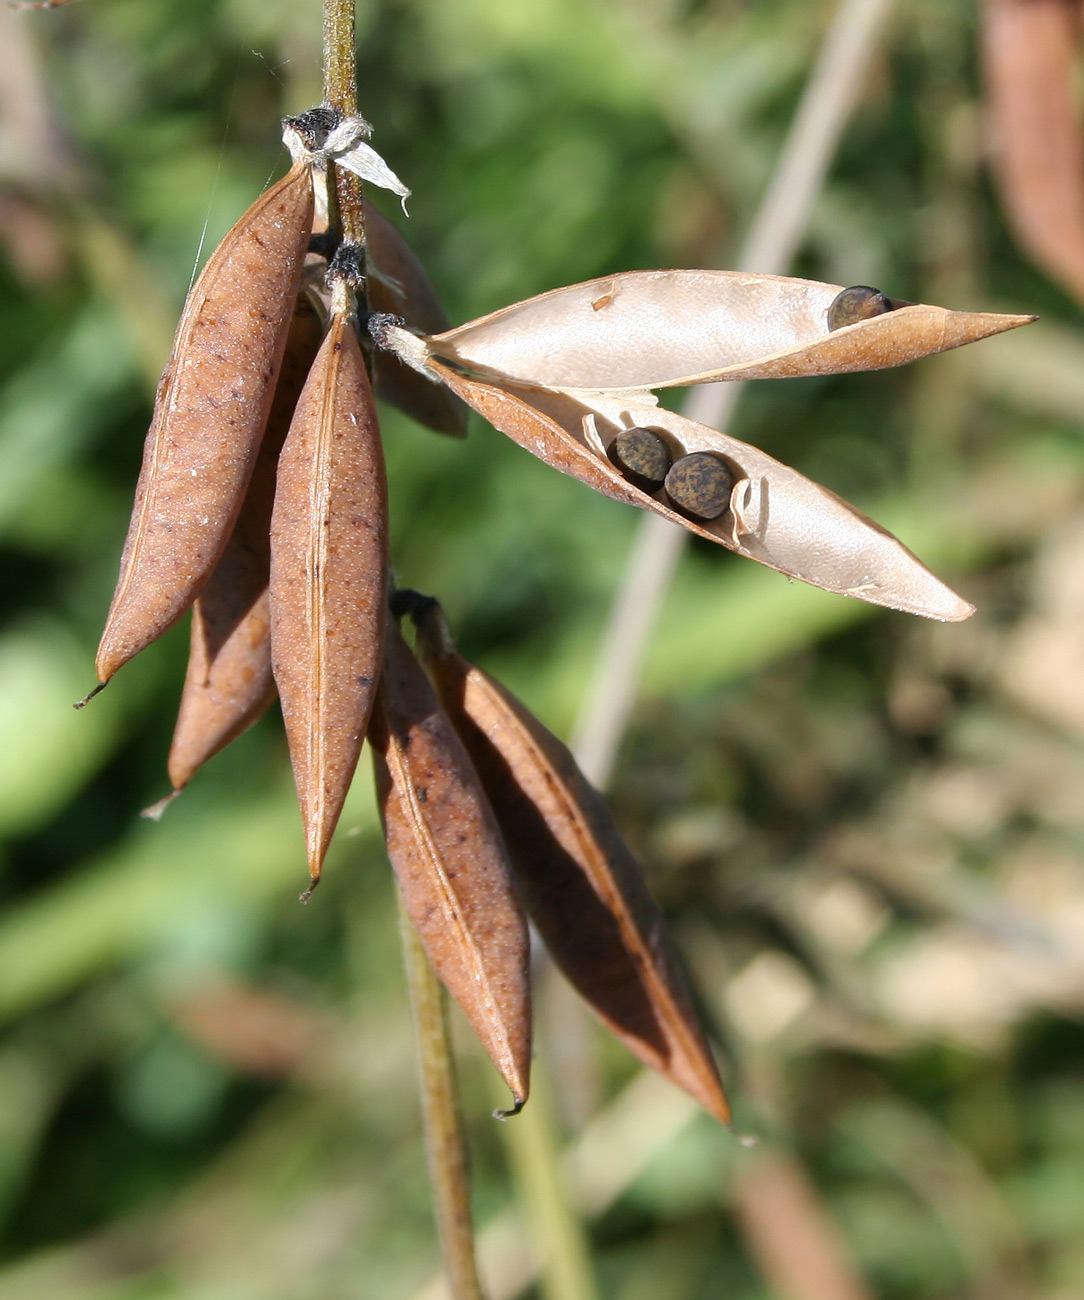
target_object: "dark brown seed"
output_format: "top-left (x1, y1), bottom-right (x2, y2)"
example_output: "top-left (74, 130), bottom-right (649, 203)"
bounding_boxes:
top-left (826, 285), bottom-right (895, 331)
top-left (664, 452), bottom-right (735, 521)
top-left (609, 426), bottom-right (672, 491)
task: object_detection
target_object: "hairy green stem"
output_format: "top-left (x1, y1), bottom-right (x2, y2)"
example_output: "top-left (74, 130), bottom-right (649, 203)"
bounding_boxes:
top-left (400, 899), bottom-right (487, 1300)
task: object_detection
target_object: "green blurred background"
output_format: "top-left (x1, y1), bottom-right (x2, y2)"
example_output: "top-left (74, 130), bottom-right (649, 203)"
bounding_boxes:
top-left (2, 0), bottom-right (1084, 1296)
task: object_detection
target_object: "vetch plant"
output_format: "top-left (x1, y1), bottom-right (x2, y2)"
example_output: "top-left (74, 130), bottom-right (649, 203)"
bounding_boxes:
top-left (68, 0), bottom-right (1036, 1290)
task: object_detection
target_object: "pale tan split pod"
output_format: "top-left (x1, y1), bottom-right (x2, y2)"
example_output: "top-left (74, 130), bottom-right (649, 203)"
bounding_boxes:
top-left (369, 622), bottom-right (532, 1109)
top-left (414, 604), bottom-right (730, 1125)
top-left (95, 162), bottom-right (315, 685)
top-left (269, 312), bottom-right (388, 888)
top-left (159, 295), bottom-right (326, 802)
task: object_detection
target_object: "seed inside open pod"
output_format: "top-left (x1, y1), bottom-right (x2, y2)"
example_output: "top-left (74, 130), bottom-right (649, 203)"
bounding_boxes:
top-left (664, 451), bottom-right (735, 521)
top-left (826, 285), bottom-right (895, 331)
top-left (609, 426), bottom-right (672, 492)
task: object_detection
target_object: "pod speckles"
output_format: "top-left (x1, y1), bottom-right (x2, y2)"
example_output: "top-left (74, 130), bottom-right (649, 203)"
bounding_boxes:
top-left (609, 426), bottom-right (672, 491)
top-left (165, 295), bottom-right (326, 797)
top-left (664, 452), bottom-right (736, 521)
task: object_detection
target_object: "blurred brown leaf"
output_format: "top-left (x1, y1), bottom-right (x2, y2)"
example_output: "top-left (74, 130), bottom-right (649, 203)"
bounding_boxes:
top-left (982, 0), bottom-right (1084, 303)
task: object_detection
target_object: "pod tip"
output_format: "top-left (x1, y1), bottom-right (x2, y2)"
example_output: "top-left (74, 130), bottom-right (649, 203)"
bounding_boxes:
top-left (299, 873), bottom-right (322, 905)
top-left (492, 1096), bottom-right (527, 1121)
top-left (74, 681), bottom-right (107, 710)
top-left (142, 789), bottom-right (182, 821)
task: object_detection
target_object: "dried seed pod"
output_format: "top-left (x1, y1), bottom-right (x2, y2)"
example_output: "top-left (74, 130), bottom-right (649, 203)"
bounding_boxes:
top-left (370, 622), bottom-right (531, 1107)
top-left (826, 285), bottom-right (895, 331)
top-left (416, 269), bottom-right (1034, 391)
top-left (426, 361), bottom-right (975, 623)
top-left (95, 162), bottom-right (315, 685)
top-left (609, 426), bottom-right (672, 491)
top-left (414, 603), bottom-right (729, 1124)
top-left (269, 312), bottom-right (388, 886)
top-left (664, 452), bottom-right (736, 521)
top-left (364, 203), bottom-right (468, 438)
top-left (982, 0), bottom-right (1084, 305)
top-left (164, 295), bottom-right (326, 797)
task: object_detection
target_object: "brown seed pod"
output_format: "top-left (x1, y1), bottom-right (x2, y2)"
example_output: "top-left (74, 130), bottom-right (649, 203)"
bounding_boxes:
top-left (95, 162), bottom-right (315, 686)
top-left (163, 294), bottom-right (327, 798)
top-left (269, 312), bottom-right (388, 886)
top-left (413, 603), bottom-right (730, 1124)
top-left (826, 285), bottom-right (895, 331)
top-left (609, 426), bottom-right (672, 491)
top-left (416, 269), bottom-right (1034, 391)
top-left (364, 203), bottom-right (468, 438)
top-left (423, 361), bottom-right (975, 622)
top-left (664, 452), bottom-right (736, 522)
top-left (982, 0), bottom-right (1084, 305)
top-left (369, 621), bottom-right (531, 1107)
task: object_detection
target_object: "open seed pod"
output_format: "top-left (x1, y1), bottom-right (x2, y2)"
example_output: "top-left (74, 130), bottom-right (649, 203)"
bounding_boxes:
top-left (413, 599), bottom-right (730, 1124)
top-left (369, 621), bottom-right (531, 1109)
top-left (413, 270), bottom-right (1034, 391)
top-left (160, 294), bottom-right (327, 803)
top-left (423, 361), bottom-right (973, 622)
top-left (270, 311), bottom-right (388, 887)
top-left (364, 203), bottom-right (468, 437)
top-left (96, 161), bottom-right (314, 685)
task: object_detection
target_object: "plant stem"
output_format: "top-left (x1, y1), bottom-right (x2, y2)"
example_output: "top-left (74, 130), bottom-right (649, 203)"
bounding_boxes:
top-left (495, 1062), bottom-right (600, 1300)
top-left (400, 898), bottom-right (487, 1300)
top-left (321, 0), bottom-right (367, 256)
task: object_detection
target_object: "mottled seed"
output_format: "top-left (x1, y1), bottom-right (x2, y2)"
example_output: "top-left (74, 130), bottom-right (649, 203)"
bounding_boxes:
top-left (609, 426), bottom-right (672, 491)
top-left (826, 285), bottom-right (895, 331)
top-left (664, 452), bottom-right (735, 521)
